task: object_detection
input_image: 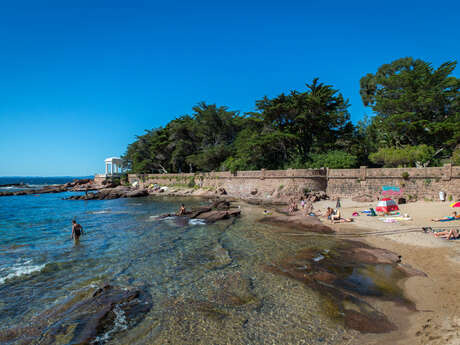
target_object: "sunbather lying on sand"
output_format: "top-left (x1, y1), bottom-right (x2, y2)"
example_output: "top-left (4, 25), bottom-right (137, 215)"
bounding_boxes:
top-left (332, 218), bottom-right (353, 224)
top-left (432, 212), bottom-right (457, 222)
top-left (324, 207), bottom-right (334, 219)
top-left (330, 209), bottom-right (341, 222)
top-left (434, 229), bottom-right (459, 240)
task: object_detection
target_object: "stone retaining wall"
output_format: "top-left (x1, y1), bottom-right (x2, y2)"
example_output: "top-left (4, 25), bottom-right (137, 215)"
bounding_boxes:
top-left (127, 164), bottom-right (460, 201)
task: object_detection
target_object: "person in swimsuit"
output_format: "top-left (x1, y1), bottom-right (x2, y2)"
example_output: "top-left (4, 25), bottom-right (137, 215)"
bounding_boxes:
top-left (71, 220), bottom-right (84, 242)
top-left (177, 204), bottom-right (186, 216)
top-left (434, 228), bottom-right (459, 239)
top-left (432, 211), bottom-right (457, 222)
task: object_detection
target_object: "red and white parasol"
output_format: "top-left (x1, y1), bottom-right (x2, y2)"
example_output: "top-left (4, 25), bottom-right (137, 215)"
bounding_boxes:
top-left (375, 198), bottom-right (399, 213)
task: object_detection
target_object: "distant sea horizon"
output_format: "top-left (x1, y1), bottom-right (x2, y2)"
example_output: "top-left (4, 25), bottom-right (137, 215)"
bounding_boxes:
top-left (0, 176), bottom-right (93, 189)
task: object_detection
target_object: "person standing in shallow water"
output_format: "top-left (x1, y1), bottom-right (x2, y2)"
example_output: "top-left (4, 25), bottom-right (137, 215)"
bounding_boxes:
top-left (177, 204), bottom-right (186, 216)
top-left (71, 220), bottom-right (84, 242)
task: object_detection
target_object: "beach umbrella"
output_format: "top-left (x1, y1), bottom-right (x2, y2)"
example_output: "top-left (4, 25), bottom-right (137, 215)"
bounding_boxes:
top-left (375, 198), bottom-right (399, 213)
top-left (450, 201), bottom-right (460, 208)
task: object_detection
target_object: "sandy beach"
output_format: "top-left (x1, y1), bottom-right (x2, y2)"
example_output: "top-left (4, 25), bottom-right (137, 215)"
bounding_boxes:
top-left (312, 199), bottom-right (460, 345)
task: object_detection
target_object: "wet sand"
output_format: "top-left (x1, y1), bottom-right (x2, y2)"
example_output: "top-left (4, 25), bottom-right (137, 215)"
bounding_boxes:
top-left (312, 200), bottom-right (460, 345)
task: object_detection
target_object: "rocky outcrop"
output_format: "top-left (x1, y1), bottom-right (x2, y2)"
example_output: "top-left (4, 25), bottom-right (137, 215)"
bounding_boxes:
top-left (157, 199), bottom-right (241, 224)
top-left (0, 182), bottom-right (30, 188)
top-left (65, 186), bottom-right (149, 200)
top-left (265, 240), bottom-right (424, 334)
top-left (0, 284), bottom-right (152, 345)
top-left (304, 190), bottom-right (329, 202)
top-left (0, 179), bottom-right (99, 197)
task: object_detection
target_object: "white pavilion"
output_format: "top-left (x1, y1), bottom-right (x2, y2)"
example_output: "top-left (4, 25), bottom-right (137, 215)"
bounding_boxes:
top-left (104, 157), bottom-right (123, 176)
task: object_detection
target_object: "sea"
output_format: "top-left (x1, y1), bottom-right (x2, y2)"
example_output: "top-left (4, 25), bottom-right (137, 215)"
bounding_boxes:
top-left (0, 177), bottom-right (404, 344)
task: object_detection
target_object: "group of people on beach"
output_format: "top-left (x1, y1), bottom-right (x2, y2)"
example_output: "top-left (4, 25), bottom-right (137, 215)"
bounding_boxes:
top-left (287, 196), bottom-right (353, 223)
top-left (430, 211), bottom-right (460, 240)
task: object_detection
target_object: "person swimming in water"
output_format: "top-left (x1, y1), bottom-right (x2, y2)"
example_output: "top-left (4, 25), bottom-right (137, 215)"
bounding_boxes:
top-left (177, 204), bottom-right (186, 216)
top-left (71, 220), bottom-right (84, 242)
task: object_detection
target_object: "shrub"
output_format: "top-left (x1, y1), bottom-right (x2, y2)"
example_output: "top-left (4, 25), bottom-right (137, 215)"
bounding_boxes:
top-left (401, 172), bottom-right (410, 180)
top-left (306, 151), bottom-right (358, 169)
top-left (369, 145), bottom-right (435, 167)
top-left (187, 176), bottom-right (196, 188)
top-left (448, 194), bottom-right (453, 201)
top-left (452, 148), bottom-right (460, 165)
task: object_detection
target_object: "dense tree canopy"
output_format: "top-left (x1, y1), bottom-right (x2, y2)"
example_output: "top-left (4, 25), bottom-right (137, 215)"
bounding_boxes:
top-left (360, 58), bottom-right (460, 154)
top-left (124, 58), bottom-right (460, 173)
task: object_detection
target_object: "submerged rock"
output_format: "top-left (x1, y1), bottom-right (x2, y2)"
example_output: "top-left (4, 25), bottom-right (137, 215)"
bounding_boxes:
top-left (265, 240), bottom-right (423, 334)
top-left (0, 284), bottom-right (152, 345)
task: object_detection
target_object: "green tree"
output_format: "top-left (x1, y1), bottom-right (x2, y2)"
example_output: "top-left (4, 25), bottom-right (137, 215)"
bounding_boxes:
top-left (360, 58), bottom-right (460, 153)
top-left (256, 78), bottom-right (353, 161)
top-left (306, 151), bottom-right (358, 169)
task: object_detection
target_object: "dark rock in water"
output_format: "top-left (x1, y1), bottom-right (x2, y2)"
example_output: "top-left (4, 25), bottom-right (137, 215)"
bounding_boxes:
top-left (0, 179), bottom-right (101, 197)
top-left (157, 198), bottom-right (241, 224)
top-left (344, 309), bottom-right (397, 333)
top-left (199, 210), bottom-right (231, 223)
top-left (65, 187), bottom-right (149, 200)
top-left (0, 182), bottom-right (30, 188)
top-left (0, 284), bottom-right (152, 345)
top-left (187, 206), bottom-right (212, 218)
top-left (265, 240), bottom-right (422, 334)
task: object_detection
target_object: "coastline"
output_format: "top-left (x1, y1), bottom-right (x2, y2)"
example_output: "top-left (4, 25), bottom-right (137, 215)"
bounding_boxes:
top-left (2, 180), bottom-right (459, 344)
top-left (315, 200), bottom-right (460, 345)
top-left (101, 186), bottom-right (460, 344)
top-left (220, 196), bottom-right (460, 345)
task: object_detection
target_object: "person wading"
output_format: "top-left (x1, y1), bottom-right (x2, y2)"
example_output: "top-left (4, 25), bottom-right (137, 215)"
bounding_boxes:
top-left (71, 219), bottom-right (84, 242)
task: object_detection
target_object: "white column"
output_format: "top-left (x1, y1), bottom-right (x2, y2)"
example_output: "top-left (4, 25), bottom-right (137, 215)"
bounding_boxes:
top-left (105, 163), bottom-right (108, 175)
top-left (110, 163), bottom-right (113, 175)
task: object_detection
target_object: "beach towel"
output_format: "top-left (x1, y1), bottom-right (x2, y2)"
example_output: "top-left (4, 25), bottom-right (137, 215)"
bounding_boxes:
top-left (439, 217), bottom-right (459, 222)
top-left (368, 208), bottom-right (377, 217)
top-left (383, 219), bottom-right (397, 223)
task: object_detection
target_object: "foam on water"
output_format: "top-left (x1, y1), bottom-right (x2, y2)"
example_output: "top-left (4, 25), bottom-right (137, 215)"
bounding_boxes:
top-left (92, 304), bottom-right (129, 344)
top-left (0, 260), bottom-right (46, 285)
top-left (189, 218), bottom-right (206, 226)
top-left (88, 210), bottom-right (112, 214)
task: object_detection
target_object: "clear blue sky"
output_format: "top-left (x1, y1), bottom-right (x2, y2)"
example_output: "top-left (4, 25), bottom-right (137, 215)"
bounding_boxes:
top-left (0, 0), bottom-right (459, 176)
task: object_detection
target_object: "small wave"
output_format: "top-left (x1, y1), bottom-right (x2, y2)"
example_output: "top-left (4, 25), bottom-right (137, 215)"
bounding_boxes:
top-left (189, 219), bottom-right (206, 226)
top-left (159, 216), bottom-right (175, 221)
top-left (88, 210), bottom-right (111, 214)
top-left (313, 254), bottom-right (325, 262)
top-left (0, 262), bottom-right (46, 285)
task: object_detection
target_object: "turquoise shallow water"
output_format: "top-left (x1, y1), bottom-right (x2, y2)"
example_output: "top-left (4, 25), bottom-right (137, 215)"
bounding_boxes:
top-left (2, 178), bottom-right (406, 344)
